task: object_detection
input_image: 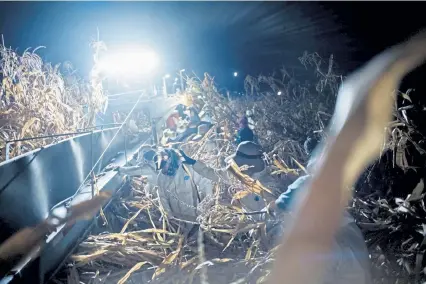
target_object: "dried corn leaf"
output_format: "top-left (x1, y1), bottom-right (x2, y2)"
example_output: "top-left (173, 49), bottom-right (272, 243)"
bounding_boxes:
top-left (120, 208), bottom-right (143, 234)
top-left (71, 249), bottom-right (109, 263)
top-left (0, 191), bottom-right (110, 261)
top-left (0, 227), bottom-right (44, 260)
top-left (232, 190), bottom-right (251, 200)
top-left (117, 261), bottom-right (148, 284)
top-left (67, 191), bottom-right (111, 222)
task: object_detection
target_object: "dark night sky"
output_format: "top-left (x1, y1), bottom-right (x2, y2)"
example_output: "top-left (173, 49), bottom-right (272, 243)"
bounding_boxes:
top-left (0, 1), bottom-right (426, 88)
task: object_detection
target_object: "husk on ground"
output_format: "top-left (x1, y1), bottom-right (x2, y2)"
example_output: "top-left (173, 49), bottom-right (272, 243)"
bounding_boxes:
top-left (0, 38), bottom-right (107, 161)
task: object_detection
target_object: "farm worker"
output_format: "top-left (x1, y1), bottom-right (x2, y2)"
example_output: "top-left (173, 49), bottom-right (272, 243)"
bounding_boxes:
top-left (246, 109), bottom-right (255, 130)
top-left (117, 142), bottom-right (278, 218)
top-left (175, 104), bottom-right (188, 120)
top-left (115, 147), bottom-right (159, 196)
top-left (188, 107), bottom-right (201, 126)
top-left (155, 148), bottom-right (214, 223)
top-left (235, 116), bottom-right (254, 144)
top-left (179, 141), bottom-right (278, 213)
top-left (170, 107), bottom-right (212, 143)
top-left (175, 107), bottom-right (201, 141)
top-left (117, 147), bottom-right (214, 226)
top-left (165, 110), bottom-right (180, 131)
top-left (274, 136), bottom-right (319, 210)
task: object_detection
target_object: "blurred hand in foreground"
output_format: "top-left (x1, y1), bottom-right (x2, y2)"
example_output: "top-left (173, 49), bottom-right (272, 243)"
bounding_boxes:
top-left (269, 31), bottom-right (426, 284)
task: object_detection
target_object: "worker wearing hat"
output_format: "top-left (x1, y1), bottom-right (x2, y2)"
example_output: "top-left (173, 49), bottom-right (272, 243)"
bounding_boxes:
top-left (116, 146), bottom-right (214, 234)
top-left (116, 142), bottom-right (276, 229)
top-left (179, 141), bottom-right (276, 212)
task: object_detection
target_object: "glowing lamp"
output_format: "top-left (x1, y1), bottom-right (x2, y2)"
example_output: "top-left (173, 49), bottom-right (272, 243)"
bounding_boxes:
top-left (98, 46), bottom-right (159, 77)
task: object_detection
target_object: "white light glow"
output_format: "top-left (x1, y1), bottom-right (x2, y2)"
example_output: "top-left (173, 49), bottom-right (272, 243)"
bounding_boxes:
top-left (277, 91), bottom-right (282, 96)
top-left (233, 72), bottom-right (238, 77)
top-left (98, 46), bottom-right (159, 77)
top-left (164, 74), bottom-right (170, 78)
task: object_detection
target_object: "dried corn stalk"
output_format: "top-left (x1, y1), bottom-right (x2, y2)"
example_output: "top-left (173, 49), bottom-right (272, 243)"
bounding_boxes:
top-left (0, 40), bottom-right (107, 160)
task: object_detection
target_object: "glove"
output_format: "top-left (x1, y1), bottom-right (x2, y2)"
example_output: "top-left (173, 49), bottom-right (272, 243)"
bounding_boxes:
top-left (179, 150), bottom-right (196, 165)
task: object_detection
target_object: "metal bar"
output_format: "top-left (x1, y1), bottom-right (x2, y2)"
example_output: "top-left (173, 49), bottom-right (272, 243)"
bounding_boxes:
top-left (5, 142), bottom-right (10, 161)
top-left (163, 77), bottom-right (168, 98)
top-left (107, 89), bottom-right (144, 98)
top-left (6, 131), bottom-right (92, 143)
top-left (145, 108), bottom-right (153, 145)
top-left (152, 118), bottom-right (158, 145)
top-left (179, 69), bottom-right (185, 92)
top-left (124, 128), bottom-right (128, 166)
top-left (90, 131), bottom-right (94, 198)
top-left (6, 127), bottom-right (120, 144)
top-left (77, 123), bottom-right (121, 132)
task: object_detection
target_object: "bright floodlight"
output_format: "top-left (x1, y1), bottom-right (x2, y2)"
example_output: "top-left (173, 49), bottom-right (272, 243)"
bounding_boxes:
top-left (164, 74), bottom-right (170, 78)
top-left (98, 46), bottom-right (159, 77)
top-left (233, 72), bottom-right (238, 77)
top-left (277, 91), bottom-right (282, 96)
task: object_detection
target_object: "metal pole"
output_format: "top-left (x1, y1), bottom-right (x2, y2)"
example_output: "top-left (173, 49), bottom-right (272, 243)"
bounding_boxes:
top-left (107, 89), bottom-right (145, 98)
top-left (145, 108), bottom-right (153, 145)
top-left (3, 128), bottom-right (119, 161)
top-left (124, 127), bottom-right (128, 165)
top-left (151, 118), bottom-right (158, 145)
top-left (77, 123), bottom-right (121, 132)
top-left (6, 130), bottom-right (107, 143)
top-left (163, 77), bottom-right (168, 98)
top-left (90, 131), bottom-right (95, 198)
top-left (179, 70), bottom-right (184, 92)
top-left (5, 142), bottom-right (10, 161)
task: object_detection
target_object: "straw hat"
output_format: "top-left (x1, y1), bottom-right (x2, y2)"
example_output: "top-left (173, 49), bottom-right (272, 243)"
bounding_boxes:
top-left (225, 141), bottom-right (265, 175)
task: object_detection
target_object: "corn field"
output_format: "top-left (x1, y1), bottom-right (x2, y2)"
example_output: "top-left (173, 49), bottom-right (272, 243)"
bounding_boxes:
top-left (0, 38), bottom-right (425, 283)
top-left (0, 39), bottom-right (107, 161)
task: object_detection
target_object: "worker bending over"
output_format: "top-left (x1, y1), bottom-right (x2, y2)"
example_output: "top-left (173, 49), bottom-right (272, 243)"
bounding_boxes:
top-left (116, 142), bottom-right (283, 227)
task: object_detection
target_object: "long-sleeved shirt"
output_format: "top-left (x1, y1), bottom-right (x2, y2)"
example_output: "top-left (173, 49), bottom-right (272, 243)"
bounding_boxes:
top-left (192, 161), bottom-right (275, 212)
top-left (118, 160), bottom-right (277, 219)
top-left (118, 162), bottom-right (213, 222)
top-left (156, 164), bottom-right (214, 222)
top-left (118, 164), bottom-right (158, 196)
top-left (275, 174), bottom-right (311, 211)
